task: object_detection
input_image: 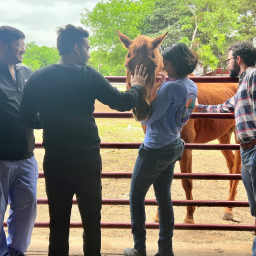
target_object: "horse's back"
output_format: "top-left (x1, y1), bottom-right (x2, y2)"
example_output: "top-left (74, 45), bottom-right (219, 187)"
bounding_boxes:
top-left (197, 83), bottom-right (238, 105)
top-left (182, 83), bottom-right (238, 143)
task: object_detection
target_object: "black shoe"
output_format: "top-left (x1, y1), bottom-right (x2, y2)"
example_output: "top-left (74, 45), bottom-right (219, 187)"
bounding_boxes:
top-left (124, 248), bottom-right (147, 256)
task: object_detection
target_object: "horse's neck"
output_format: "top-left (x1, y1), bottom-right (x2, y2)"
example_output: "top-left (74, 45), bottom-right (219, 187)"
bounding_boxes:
top-left (149, 69), bottom-right (166, 102)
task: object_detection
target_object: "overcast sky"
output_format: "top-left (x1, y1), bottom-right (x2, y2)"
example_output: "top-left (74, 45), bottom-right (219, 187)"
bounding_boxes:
top-left (0, 0), bottom-right (101, 47)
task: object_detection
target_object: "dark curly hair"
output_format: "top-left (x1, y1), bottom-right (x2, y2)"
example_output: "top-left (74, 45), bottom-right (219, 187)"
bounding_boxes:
top-left (57, 24), bottom-right (89, 55)
top-left (229, 41), bottom-right (256, 67)
top-left (0, 26), bottom-right (25, 45)
top-left (162, 43), bottom-right (198, 77)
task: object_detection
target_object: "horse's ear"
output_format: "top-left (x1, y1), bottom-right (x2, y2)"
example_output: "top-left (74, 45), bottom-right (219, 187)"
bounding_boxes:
top-left (152, 31), bottom-right (168, 50)
top-left (117, 30), bottom-right (133, 49)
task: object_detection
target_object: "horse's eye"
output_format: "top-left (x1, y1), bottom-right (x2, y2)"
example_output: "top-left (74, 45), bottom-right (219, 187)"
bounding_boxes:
top-left (154, 65), bottom-right (158, 70)
top-left (127, 53), bottom-right (131, 58)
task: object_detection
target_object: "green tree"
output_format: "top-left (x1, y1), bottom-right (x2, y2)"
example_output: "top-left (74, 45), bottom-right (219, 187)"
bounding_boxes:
top-left (236, 0), bottom-right (256, 41)
top-left (183, 0), bottom-right (242, 72)
top-left (81, 0), bottom-right (155, 75)
top-left (143, 0), bottom-right (252, 73)
top-left (23, 42), bottom-right (60, 71)
top-left (142, 0), bottom-right (193, 51)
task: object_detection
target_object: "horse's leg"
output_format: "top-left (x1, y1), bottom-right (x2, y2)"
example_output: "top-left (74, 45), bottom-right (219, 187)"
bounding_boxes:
top-left (224, 128), bottom-right (241, 222)
top-left (180, 149), bottom-right (195, 223)
top-left (152, 149), bottom-right (195, 223)
top-left (179, 122), bottom-right (196, 223)
top-left (153, 209), bottom-right (159, 222)
top-left (217, 127), bottom-right (241, 222)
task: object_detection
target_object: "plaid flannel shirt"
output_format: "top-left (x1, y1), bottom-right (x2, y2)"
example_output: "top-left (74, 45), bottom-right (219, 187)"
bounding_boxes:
top-left (197, 66), bottom-right (256, 143)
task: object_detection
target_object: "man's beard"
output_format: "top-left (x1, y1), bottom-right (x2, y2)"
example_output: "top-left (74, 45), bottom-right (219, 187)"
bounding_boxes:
top-left (229, 61), bottom-right (240, 78)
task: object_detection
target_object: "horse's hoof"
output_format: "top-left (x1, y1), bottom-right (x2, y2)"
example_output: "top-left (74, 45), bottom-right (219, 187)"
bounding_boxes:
top-left (153, 216), bottom-right (159, 223)
top-left (222, 212), bottom-right (233, 220)
top-left (183, 219), bottom-right (195, 224)
top-left (222, 212), bottom-right (241, 223)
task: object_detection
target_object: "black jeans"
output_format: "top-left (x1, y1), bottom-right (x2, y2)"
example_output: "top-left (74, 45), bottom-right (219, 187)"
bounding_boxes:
top-left (43, 153), bottom-right (102, 256)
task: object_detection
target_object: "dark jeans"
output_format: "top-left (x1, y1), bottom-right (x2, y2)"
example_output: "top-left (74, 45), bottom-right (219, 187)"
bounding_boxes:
top-left (130, 138), bottom-right (184, 256)
top-left (240, 146), bottom-right (256, 255)
top-left (43, 153), bottom-right (102, 256)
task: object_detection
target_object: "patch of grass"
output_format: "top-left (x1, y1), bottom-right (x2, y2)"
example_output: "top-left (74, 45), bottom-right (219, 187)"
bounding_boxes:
top-left (96, 118), bottom-right (144, 143)
top-left (34, 118), bottom-right (145, 144)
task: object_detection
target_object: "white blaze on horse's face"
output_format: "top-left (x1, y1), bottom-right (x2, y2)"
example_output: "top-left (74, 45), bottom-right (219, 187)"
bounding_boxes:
top-left (117, 30), bottom-right (168, 121)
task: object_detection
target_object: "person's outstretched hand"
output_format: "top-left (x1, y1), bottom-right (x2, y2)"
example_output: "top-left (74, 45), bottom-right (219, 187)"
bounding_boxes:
top-left (131, 64), bottom-right (148, 87)
top-left (194, 97), bottom-right (199, 110)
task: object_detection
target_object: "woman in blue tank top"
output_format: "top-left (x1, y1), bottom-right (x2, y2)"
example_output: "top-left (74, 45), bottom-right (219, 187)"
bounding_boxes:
top-left (124, 43), bottom-right (199, 256)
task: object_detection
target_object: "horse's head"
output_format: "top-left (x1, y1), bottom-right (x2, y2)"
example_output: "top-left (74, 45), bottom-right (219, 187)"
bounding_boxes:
top-left (117, 31), bottom-right (168, 121)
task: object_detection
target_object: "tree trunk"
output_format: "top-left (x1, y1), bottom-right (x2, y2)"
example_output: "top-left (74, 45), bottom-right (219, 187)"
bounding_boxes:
top-left (203, 66), bottom-right (208, 76)
top-left (190, 22), bottom-right (198, 49)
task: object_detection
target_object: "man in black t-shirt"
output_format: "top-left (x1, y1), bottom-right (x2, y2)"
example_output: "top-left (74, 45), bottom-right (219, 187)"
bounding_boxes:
top-left (20, 24), bottom-right (147, 256)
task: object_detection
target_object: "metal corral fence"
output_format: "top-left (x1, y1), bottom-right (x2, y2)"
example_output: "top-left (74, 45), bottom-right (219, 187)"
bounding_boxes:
top-left (5, 76), bottom-right (256, 231)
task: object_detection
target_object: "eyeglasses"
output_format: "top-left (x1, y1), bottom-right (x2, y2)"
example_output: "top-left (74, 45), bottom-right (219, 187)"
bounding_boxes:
top-left (17, 42), bottom-right (26, 50)
top-left (225, 56), bottom-right (237, 66)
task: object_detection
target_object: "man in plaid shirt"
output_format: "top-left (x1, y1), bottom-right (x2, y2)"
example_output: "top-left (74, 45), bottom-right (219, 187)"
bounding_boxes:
top-left (196, 41), bottom-right (256, 255)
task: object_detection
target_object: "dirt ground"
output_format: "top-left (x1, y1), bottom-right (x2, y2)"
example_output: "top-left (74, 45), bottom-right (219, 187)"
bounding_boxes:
top-left (4, 100), bottom-right (255, 255)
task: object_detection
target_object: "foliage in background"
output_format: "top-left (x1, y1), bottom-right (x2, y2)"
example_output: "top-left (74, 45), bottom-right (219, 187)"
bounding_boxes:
top-left (82, 0), bottom-right (256, 75)
top-left (142, 0), bottom-right (193, 52)
top-left (23, 42), bottom-right (60, 71)
top-left (237, 0), bottom-right (256, 41)
top-left (81, 0), bottom-right (155, 76)
top-left (143, 0), bottom-right (246, 73)
top-left (23, 0), bottom-right (256, 74)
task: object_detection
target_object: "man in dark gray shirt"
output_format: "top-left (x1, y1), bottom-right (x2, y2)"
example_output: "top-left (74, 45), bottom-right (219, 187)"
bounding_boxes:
top-left (20, 24), bottom-right (147, 256)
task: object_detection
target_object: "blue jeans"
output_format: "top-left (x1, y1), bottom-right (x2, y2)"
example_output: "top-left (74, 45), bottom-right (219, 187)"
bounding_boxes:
top-left (241, 146), bottom-right (256, 256)
top-left (130, 138), bottom-right (184, 256)
top-left (0, 156), bottom-right (38, 256)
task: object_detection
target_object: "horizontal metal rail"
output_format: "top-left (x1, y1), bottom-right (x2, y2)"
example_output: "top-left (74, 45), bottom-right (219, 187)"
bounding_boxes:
top-left (35, 142), bottom-right (240, 150)
top-left (33, 97), bottom-right (245, 233)
top-left (93, 112), bottom-right (235, 119)
top-left (36, 198), bottom-right (248, 207)
top-left (105, 76), bottom-right (239, 84)
top-left (4, 222), bottom-right (255, 231)
top-left (38, 172), bottom-right (241, 180)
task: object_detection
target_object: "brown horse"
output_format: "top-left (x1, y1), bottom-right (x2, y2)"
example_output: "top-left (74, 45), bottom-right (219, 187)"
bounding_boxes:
top-left (117, 31), bottom-right (241, 224)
